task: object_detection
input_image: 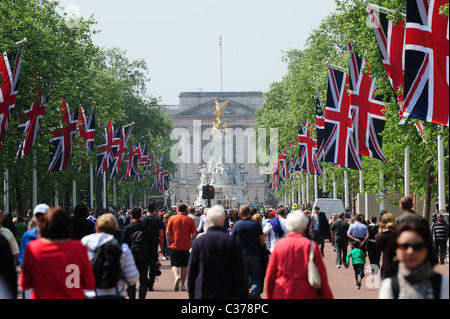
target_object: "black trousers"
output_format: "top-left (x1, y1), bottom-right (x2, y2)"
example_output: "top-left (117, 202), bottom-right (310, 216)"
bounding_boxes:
top-left (127, 259), bottom-right (149, 299)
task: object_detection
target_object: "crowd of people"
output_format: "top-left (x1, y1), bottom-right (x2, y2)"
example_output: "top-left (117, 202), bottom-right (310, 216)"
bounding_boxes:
top-left (0, 196), bottom-right (448, 299)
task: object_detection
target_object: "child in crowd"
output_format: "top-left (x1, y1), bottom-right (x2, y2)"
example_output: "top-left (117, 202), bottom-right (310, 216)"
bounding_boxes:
top-left (346, 241), bottom-right (366, 289)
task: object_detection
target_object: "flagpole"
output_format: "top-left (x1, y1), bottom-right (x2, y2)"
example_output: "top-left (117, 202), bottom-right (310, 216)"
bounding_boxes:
top-left (314, 175), bottom-right (318, 202)
top-left (103, 172), bottom-right (107, 210)
top-left (301, 176), bottom-right (305, 204)
top-left (113, 178), bottom-right (117, 207)
top-left (325, 62), bottom-right (349, 73)
top-left (33, 150), bottom-right (38, 208)
top-left (363, 1), bottom-right (406, 17)
top-left (306, 174), bottom-right (310, 204)
top-left (404, 134), bottom-right (411, 196)
top-left (220, 34), bottom-right (223, 92)
top-left (90, 163), bottom-right (94, 209)
top-left (379, 171), bottom-right (385, 211)
top-left (437, 126), bottom-right (445, 210)
top-left (344, 170), bottom-right (349, 209)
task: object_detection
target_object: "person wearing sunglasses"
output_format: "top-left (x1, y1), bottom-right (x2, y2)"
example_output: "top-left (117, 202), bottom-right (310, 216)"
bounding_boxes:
top-left (379, 222), bottom-right (449, 299)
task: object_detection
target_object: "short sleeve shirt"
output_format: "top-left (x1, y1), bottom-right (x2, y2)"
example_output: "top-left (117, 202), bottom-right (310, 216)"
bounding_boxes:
top-left (166, 213), bottom-right (197, 251)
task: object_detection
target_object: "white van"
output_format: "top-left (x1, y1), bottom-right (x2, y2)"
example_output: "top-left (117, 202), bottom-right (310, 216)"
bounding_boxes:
top-left (312, 198), bottom-right (345, 221)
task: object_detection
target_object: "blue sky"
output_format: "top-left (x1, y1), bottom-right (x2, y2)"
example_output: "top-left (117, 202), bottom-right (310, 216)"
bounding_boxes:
top-left (56, 0), bottom-right (337, 105)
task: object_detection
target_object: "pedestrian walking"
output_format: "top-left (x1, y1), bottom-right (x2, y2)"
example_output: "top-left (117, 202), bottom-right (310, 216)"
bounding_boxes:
top-left (187, 205), bottom-right (247, 299)
top-left (70, 202), bottom-right (95, 240)
top-left (14, 216), bottom-right (28, 245)
top-left (375, 213), bottom-right (397, 280)
top-left (265, 211), bottom-right (334, 299)
top-left (232, 205), bottom-right (265, 299)
top-left (166, 203), bottom-right (197, 292)
top-left (82, 213), bottom-right (139, 298)
top-left (396, 196), bottom-right (429, 228)
top-left (379, 222), bottom-right (449, 299)
top-left (303, 210), bottom-right (312, 239)
top-left (121, 207), bottom-right (152, 299)
top-left (317, 207), bottom-right (331, 257)
top-left (142, 202), bottom-right (165, 291)
top-left (330, 212), bottom-right (349, 268)
top-left (431, 213), bottom-right (449, 265)
top-left (346, 241), bottom-right (367, 289)
top-left (20, 207), bottom-right (96, 299)
top-left (0, 233), bottom-right (17, 299)
top-left (347, 214), bottom-right (369, 252)
top-left (367, 216), bottom-right (381, 273)
top-left (0, 210), bottom-right (19, 263)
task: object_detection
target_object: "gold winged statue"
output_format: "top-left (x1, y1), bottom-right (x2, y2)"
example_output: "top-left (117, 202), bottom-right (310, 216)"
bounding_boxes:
top-left (212, 98), bottom-right (230, 135)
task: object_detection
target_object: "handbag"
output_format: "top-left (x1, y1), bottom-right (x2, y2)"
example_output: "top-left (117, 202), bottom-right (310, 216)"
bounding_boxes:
top-left (307, 240), bottom-right (322, 289)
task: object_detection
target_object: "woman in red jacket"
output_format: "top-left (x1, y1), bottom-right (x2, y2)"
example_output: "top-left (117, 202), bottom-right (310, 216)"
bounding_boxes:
top-left (265, 211), bottom-right (334, 299)
top-left (20, 207), bottom-right (95, 299)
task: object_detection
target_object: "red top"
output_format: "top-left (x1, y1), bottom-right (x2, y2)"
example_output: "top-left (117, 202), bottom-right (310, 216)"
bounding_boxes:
top-left (20, 238), bottom-right (95, 299)
top-left (166, 213), bottom-right (197, 251)
top-left (265, 232), bottom-right (334, 299)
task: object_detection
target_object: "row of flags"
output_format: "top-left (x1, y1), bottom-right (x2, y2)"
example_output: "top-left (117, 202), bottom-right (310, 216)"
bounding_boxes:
top-left (267, 0), bottom-right (448, 191)
top-left (0, 43), bottom-right (169, 193)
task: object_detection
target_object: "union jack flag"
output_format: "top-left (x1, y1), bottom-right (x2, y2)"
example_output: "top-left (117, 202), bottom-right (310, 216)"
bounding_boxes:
top-left (368, 7), bottom-right (431, 136)
top-left (48, 103), bottom-right (78, 172)
top-left (278, 150), bottom-right (291, 181)
top-left (315, 87), bottom-right (325, 161)
top-left (323, 67), bottom-right (362, 170)
top-left (297, 121), bottom-right (323, 177)
top-left (17, 83), bottom-right (52, 159)
top-left (123, 145), bottom-right (141, 180)
top-left (348, 43), bottom-right (388, 162)
top-left (403, 0), bottom-right (449, 126)
top-left (77, 108), bottom-right (96, 172)
top-left (97, 121), bottom-right (115, 176)
top-left (367, 7), bottom-right (406, 106)
top-left (0, 44), bottom-right (24, 152)
top-left (109, 123), bottom-right (133, 180)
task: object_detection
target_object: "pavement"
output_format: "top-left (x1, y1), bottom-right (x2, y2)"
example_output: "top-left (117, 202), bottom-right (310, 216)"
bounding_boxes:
top-left (15, 241), bottom-right (448, 300)
top-left (143, 241), bottom-right (449, 299)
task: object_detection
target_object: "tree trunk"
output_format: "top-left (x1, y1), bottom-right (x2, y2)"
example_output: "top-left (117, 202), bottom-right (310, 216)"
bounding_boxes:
top-left (422, 166), bottom-right (434, 223)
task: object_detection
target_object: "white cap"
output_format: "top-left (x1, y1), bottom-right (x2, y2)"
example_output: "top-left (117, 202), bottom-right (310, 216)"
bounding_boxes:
top-left (33, 204), bottom-right (50, 215)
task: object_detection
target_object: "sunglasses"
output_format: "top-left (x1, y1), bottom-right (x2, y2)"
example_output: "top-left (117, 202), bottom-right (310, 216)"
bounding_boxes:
top-left (397, 242), bottom-right (426, 251)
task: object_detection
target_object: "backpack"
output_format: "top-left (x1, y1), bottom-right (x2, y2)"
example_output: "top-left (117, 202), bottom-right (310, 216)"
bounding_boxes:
top-left (391, 273), bottom-right (442, 299)
top-left (91, 241), bottom-right (123, 290)
top-left (129, 228), bottom-right (150, 261)
top-left (268, 217), bottom-right (284, 238)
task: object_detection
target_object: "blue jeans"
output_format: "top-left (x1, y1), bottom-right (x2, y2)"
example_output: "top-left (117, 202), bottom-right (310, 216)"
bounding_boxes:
top-left (353, 264), bottom-right (365, 286)
top-left (243, 255), bottom-right (262, 297)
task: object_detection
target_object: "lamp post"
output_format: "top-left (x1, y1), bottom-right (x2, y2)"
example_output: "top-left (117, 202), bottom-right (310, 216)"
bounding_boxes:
top-left (186, 185), bottom-right (189, 205)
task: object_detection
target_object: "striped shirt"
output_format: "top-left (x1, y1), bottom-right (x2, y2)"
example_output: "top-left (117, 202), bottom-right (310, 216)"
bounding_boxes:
top-left (432, 221), bottom-right (449, 241)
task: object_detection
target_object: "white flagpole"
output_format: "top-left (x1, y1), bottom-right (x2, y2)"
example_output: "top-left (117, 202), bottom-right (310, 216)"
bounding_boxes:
top-left (220, 34), bottom-right (223, 92)
top-left (379, 171), bottom-right (385, 211)
top-left (113, 178), bottom-right (117, 208)
top-left (306, 174), bottom-right (310, 204)
top-left (103, 172), bottom-right (107, 209)
top-left (33, 150), bottom-right (38, 208)
top-left (437, 126), bottom-right (445, 210)
top-left (333, 179), bottom-right (337, 200)
top-left (90, 163), bottom-right (94, 209)
top-left (73, 180), bottom-right (77, 209)
top-left (344, 170), bottom-right (349, 208)
top-left (314, 174), bottom-right (318, 202)
top-left (404, 147), bottom-right (410, 197)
